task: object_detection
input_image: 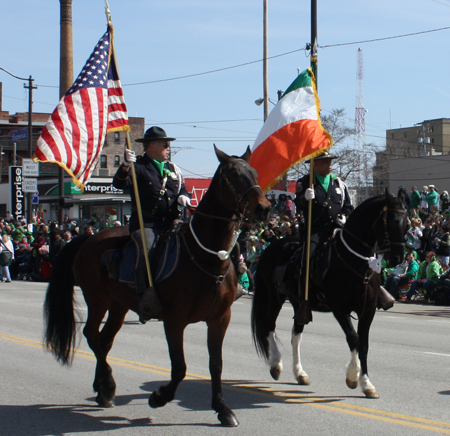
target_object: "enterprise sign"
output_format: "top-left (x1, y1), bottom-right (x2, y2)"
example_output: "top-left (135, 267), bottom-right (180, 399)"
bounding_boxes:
top-left (10, 166), bottom-right (24, 220)
top-left (84, 182), bottom-right (124, 195)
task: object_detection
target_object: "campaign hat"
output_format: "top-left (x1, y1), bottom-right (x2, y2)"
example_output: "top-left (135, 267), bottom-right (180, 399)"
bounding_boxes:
top-left (305, 151), bottom-right (338, 163)
top-left (135, 126), bottom-right (176, 144)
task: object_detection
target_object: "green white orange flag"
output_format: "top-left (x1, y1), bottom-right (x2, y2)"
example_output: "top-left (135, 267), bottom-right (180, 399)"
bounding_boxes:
top-left (249, 67), bottom-right (332, 192)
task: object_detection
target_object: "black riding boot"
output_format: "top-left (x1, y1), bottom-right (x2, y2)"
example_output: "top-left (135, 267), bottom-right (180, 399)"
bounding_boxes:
top-left (377, 285), bottom-right (395, 311)
top-left (102, 249), bottom-right (121, 280)
top-left (134, 268), bottom-right (163, 323)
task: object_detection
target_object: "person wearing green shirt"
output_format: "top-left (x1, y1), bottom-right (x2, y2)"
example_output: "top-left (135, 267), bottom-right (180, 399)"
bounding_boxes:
top-left (405, 251), bottom-right (440, 301)
top-left (385, 253), bottom-right (419, 299)
top-left (426, 185), bottom-right (440, 213)
top-left (409, 186), bottom-right (421, 213)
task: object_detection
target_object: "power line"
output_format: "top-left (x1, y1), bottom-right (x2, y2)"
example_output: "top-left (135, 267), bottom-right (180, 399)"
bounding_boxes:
top-left (320, 26), bottom-right (450, 49)
top-left (33, 26), bottom-right (450, 89)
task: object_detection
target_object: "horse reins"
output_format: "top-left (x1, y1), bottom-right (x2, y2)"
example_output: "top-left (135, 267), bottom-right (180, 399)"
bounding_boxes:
top-left (341, 205), bottom-right (407, 256)
top-left (333, 202), bottom-right (406, 318)
top-left (180, 161), bottom-right (262, 320)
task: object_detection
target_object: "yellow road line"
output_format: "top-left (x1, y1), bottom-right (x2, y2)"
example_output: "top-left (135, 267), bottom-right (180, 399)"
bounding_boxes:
top-left (1, 332), bottom-right (449, 433)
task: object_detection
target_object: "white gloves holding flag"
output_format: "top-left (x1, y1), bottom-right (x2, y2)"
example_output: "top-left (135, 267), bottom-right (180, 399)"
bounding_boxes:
top-left (305, 188), bottom-right (315, 201)
top-left (336, 214), bottom-right (347, 227)
top-left (123, 149), bottom-right (136, 167)
top-left (178, 195), bottom-right (191, 208)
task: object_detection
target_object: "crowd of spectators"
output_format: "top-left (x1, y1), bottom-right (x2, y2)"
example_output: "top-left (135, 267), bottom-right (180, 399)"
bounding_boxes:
top-left (235, 192), bottom-right (302, 295)
top-left (384, 184), bottom-right (450, 304)
top-left (0, 214), bottom-right (118, 284)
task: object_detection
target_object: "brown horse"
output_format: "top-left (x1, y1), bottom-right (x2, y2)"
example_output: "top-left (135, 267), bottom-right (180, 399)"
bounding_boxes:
top-left (44, 145), bottom-right (270, 427)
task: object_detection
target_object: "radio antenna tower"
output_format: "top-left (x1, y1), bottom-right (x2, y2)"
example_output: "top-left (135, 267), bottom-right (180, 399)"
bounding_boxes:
top-left (354, 48), bottom-right (367, 195)
top-left (355, 48), bottom-right (366, 148)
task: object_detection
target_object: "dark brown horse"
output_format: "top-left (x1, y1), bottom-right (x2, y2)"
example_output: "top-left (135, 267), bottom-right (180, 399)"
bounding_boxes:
top-left (44, 146), bottom-right (270, 426)
top-left (252, 191), bottom-right (406, 398)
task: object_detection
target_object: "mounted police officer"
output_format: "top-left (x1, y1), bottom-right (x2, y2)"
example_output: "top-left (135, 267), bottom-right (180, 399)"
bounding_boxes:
top-left (112, 126), bottom-right (190, 320)
top-left (294, 151), bottom-right (353, 257)
top-left (294, 151), bottom-right (394, 310)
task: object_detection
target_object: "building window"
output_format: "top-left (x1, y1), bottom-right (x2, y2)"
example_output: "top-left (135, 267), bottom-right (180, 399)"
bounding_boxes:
top-left (403, 132), bottom-right (407, 138)
top-left (114, 132), bottom-right (120, 143)
top-left (431, 138), bottom-right (435, 144)
top-left (430, 125), bottom-right (434, 132)
top-left (391, 133), bottom-right (395, 139)
top-left (100, 155), bottom-right (107, 169)
top-left (114, 155), bottom-right (120, 167)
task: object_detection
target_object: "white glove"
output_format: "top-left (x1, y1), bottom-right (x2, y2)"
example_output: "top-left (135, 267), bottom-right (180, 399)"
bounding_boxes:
top-left (336, 214), bottom-right (347, 226)
top-left (123, 149), bottom-right (136, 166)
top-left (305, 188), bottom-right (315, 201)
top-left (177, 195), bottom-right (191, 207)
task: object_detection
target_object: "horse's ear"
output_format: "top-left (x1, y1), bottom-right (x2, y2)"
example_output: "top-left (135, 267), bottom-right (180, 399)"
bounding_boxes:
top-left (385, 187), bottom-right (391, 198)
top-left (240, 146), bottom-right (252, 162)
top-left (214, 144), bottom-right (230, 165)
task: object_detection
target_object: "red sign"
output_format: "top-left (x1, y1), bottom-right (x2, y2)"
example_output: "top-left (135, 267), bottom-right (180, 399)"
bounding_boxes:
top-left (184, 178), bottom-right (211, 206)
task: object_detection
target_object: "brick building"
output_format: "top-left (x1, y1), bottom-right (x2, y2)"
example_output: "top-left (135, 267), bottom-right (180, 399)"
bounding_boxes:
top-left (373, 118), bottom-right (450, 193)
top-left (0, 98), bottom-right (145, 223)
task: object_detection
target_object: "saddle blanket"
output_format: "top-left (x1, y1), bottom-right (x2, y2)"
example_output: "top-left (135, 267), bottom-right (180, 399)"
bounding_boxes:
top-left (102, 235), bottom-right (180, 286)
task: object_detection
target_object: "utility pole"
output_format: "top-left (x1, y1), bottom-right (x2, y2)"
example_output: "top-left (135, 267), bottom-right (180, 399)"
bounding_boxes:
top-left (0, 68), bottom-right (36, 223)
top-left (59, 0), bottom-right (73, 223)
top-left (24, 76), bottom-right (37, 224)
top-left (263, 0), bottom-right (269, 121)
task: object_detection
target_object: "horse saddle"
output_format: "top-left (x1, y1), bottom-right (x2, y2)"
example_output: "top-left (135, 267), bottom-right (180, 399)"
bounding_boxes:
top-left (273, 234), bottom-right (334, 294)
top-left (101, 231), bottom-right (181, 286)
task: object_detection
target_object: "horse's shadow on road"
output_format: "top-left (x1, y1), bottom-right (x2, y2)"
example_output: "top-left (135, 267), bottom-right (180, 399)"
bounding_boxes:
top-left (134, 378), bottom-right (344, 412)
top-left (0, 379), bottom-right (344, 435)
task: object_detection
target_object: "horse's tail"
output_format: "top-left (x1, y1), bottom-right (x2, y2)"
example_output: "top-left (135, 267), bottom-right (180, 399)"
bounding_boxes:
top-left (44, 234), bottom-right (90, 365)
top-left (251, 237), bottom-right (300, 361)
top-left (251, 260), bottom-right (272, 360)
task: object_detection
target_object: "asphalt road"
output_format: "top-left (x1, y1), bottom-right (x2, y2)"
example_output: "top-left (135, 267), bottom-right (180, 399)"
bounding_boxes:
top-left (1, 280), bottom-right (450, 435)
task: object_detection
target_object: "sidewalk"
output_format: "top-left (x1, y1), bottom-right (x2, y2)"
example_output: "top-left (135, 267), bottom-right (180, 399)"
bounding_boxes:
top-left (383, 300), bottom-right (450, 318)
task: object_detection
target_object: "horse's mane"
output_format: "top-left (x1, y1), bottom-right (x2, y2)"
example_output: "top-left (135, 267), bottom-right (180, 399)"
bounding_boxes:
top-left (346, 193), bottom-right (386, 224)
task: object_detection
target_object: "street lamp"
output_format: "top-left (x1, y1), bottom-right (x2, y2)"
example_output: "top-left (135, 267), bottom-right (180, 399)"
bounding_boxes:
top-left (255, 98), bottom-right (277, 107)
top-left (0, 67), bottom-right (37, 223)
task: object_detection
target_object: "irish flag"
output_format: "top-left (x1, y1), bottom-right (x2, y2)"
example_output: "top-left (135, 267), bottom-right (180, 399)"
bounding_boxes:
top-left (249, 68), bottom-right (332, 192)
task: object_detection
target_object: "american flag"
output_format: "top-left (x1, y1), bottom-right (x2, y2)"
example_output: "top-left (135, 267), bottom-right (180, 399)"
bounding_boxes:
top-left (34, 25), bottom-right (130, 189)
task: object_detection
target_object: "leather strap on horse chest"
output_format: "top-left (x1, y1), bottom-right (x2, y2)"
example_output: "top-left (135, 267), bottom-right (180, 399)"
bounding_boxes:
top-left (180, 232), bottom-right (233, 321)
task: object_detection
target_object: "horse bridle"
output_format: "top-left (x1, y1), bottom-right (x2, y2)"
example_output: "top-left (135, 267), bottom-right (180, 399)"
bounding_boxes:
top-left (342, 204), bottom-right (407, 256)
top-left (371, 204), bottom-right (407, 254)
top-left (220, 162), bottom-right (261, 217)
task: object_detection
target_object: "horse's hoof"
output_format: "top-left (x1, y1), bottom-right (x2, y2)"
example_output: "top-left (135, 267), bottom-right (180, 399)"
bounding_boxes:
top-left (149, 390), bottom-right (166, 409)
top-left (297, 375), bottom-right (310, 385)
top-left (346, 378), bottom-right (358, 389)
top-left (95, 393), bottom-right (113, 408)
top-left (218, 411), bottom-right (239, 427)
top-left (270, 366), bottom-right (282, 380)
top-left (364, 388), bottom-right (379, 399)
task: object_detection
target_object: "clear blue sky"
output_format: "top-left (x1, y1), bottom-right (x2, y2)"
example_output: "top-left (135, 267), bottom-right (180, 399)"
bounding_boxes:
top-left (2, 1), bottom-right (450, 178)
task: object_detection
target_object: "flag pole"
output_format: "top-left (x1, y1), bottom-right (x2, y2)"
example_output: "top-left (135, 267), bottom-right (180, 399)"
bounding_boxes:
top-left (296, 0), bottom-right (317, 325)
top-left (105, 2), bottom-right (155, 295)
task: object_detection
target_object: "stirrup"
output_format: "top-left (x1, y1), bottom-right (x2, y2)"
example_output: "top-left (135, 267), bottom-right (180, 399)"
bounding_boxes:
top-left (138, 286), bottom-right (163, 322)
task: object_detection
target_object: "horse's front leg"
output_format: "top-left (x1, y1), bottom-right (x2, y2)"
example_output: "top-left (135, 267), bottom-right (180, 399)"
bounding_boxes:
top-left (207, 308), bottom-right (239, 427)
top-left (357, 308), bottom-right (379, 398)
top-left (292, 323), bottom-right (310, 385)
top-left (333, 312), bottom-right (361, 391)
top-left (149, 321), bottom-right (186, 409)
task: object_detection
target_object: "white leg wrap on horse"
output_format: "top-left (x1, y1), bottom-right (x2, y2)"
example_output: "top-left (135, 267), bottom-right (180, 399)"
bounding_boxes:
top-left (268, 331), bottom-right (283, 380)
top-left (292, 332), bottom-right (309, 385)
top-left (360, 374), bottom-right (379, 398)
top-left (268, 331), bottom-right (282, 368)
top-left (345, 350), bottom-right (361, 389)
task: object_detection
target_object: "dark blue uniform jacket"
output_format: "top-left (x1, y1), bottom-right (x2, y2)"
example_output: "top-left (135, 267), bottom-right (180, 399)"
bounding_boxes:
top-left (113, 154), bottom-right (189, 232)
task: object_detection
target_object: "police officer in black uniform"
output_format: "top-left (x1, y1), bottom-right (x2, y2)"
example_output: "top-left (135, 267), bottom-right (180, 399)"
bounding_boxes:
top-left (294, 151), bottom-right (353, 256)
top-left (113, 126), bottom-right (190, 320)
